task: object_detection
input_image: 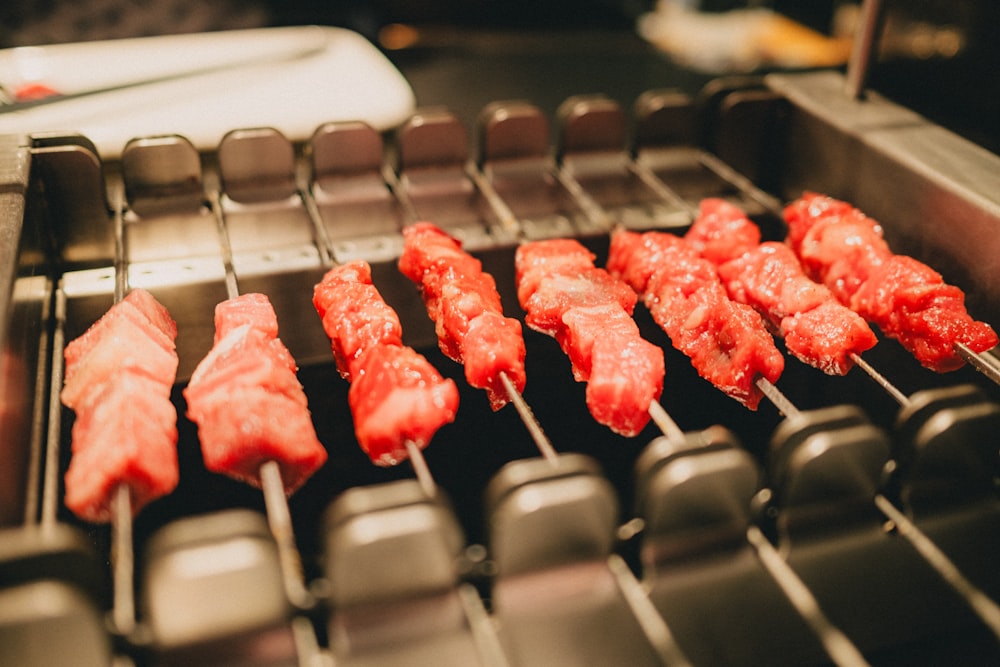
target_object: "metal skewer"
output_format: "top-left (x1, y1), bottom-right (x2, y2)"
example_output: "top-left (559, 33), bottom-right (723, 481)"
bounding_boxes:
top-left (500, 370), bottom-right (560, 464)
top-left (39, 182), bottom-right (148, 637)
top-left (845, 0), bottom-right (885, 100)
top-left (110, 186), bottom-right (137, 638)
top-left (299, 169), bottom-right (453, 500)
top-left (208, 189), bottom-right (314, 612)
top-left (955, 342), bottom-right (1000, 386)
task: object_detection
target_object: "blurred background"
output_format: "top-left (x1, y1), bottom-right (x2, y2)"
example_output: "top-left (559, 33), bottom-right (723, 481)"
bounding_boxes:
top-left (1, 0), bottom-right (997, 153)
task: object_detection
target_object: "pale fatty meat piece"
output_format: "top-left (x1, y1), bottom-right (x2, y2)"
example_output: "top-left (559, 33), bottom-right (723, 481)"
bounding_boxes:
top-left (64, 371), bottom-right (179, 522)
top-left (213, 290), bottom-right (280, 342)
top-left (522, 268), bottom-right (638, 337)
top-left (313, 259), bottom-right (459, 464)
top-left (514, 238), bottom-right (597, 304)
top-left (399, 223), bottom-right (526, 410)
top-left (61, 288), bottom-right (179, 522)
top-left (514, 238), bottom-right (663, 436)
top-left (184, 293), bottom-right (327, 495)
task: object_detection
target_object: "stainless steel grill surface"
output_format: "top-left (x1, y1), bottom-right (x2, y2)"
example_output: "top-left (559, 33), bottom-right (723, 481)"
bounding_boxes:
top-left (3, 70), bottom-right (1000, 667)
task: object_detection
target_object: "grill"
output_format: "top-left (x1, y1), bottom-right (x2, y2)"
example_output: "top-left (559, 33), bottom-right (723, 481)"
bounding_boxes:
top-left (3, 37), bottom-right (1000, 666)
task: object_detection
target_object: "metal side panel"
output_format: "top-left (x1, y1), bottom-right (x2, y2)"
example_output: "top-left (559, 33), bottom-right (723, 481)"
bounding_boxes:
top-left (765, 70), bottom-right (1000, 325)
top-left (0, 133), bottom-right (38, 527)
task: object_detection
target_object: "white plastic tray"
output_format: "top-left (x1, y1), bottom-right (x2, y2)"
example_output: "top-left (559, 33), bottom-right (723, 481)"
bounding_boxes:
top-left (0, 26), bottom-right (416, 159)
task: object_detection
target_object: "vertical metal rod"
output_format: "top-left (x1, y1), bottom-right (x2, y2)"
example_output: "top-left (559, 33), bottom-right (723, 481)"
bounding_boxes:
top-left (109, 185), bottom-right (137, 637)
top-left (465, 162), bottom-right (521, 237)
top-left (297, 177), bottom-right (336, 268)
top-left (845, 0), bottom-right (885, 100)
top-left (24, 279), bottom-right (53, 524)
top-left (111, 486), bottom-right (135, 637)
top-left (41, 288), bottom-right (66, 527)
top-left (260, 461), bottom-right (313, 609)
top-left (208, 190), bottom-right (240, 300)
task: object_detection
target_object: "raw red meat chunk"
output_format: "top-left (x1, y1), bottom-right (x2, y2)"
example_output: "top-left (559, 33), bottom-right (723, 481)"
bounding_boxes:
top-left (561, 304), bottom-right (665, 436)
top-left (399, 223), bottom-right (526, 410)
top-left (784, 193), bottom-right (998, 371)
top-left (684, 197), bottom-right (761, 264)
top-left (184, 293), bottom-right (327, 494)
top-left (608, 229), bottom-right (784, 410)
top-left (61, 289), bottom-right (179, 522)
top-left (686, 198), bottom-right (877, 375)
top-left (714, 241), bottom-right (877, 375)
top-left (514, 238), bottom-right (597, 304)
top-left (515, 238), bottom-right (664, 436)
top-left (313, 260), bottom-right (403, 378)
top-left (851, 255), bottom-right (998, 372)
top-left (313, 261), bottom-right (459, 464)
top-left (348, 344), bottom-right (462, 465)
top-left (65, 372), bottom-right (179, 522)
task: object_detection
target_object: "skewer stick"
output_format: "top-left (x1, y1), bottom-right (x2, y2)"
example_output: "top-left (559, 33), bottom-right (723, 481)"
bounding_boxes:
top-left (954, 342), bottom-right (1000, 386)
top-left (111, 486), bottom-right (136, 636)
top-left (849, 352), bottom-right (910, 407)
top-left (647, 400), bottom-right (685, 443)
top-left (300, 177), bottom-right (455, 504)
top-left (109, 185), bottom-right (137, 636)
top-left (388, 176), bottom-right (562, 469)
top-left (756, 377), bottom-right (800, 419)
top-left (500, 370), bottom-right (559, 463)
top-left (209, 189), bottom-right (314, 609)
top-left (405, 439), bottom-right (438, 498)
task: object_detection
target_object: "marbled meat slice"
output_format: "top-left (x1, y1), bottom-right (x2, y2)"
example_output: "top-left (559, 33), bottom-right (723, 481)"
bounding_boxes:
top-left (313, 261), bottom-right (459, 464)
top-left (64, 371), bottom-right (179, 522)
top-left (348, 344), bottom-right (461, 465)
top-left (561, 304), bottom-right (665, 436)
top-left (784, 193), bottom-right (998, 371)
top-left (522, 267), bottom-right (637, 337)
top-left (399, 223), bottom-right (527, 410)
top-left (851, 255), bottom-right (999, 372)
top-left (61, 288), bottom-right (179, 522)
top-left (514, 237), bottom-right (597, 304)
top-left (608, 229), bottom-right (784, 410)
top-left (684, 198), bottom-right (761, 265)
top-left (313, 260), bottom-right (404, 379)
top-left (711, 241), bottom-right (878, 376)
top-left (184, 294), bottom-right (327, 495)
top-left (515, 238), bottom-right (663, 436)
